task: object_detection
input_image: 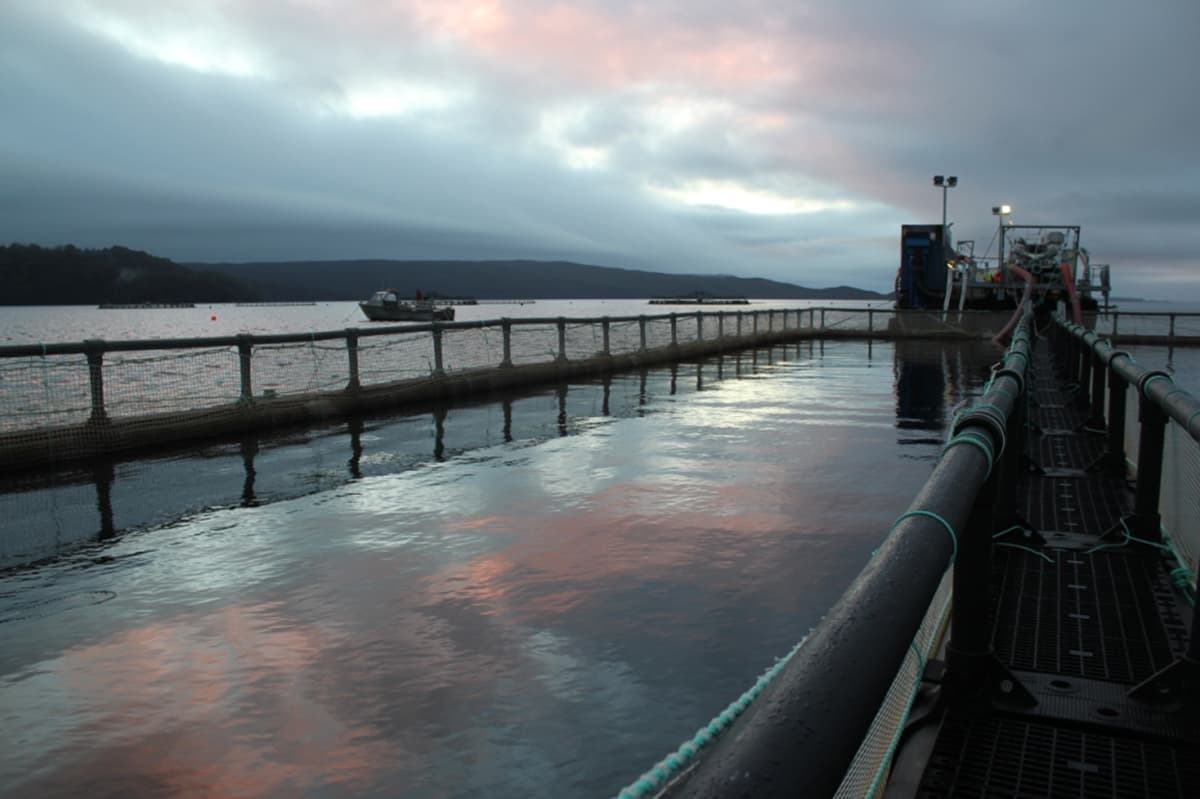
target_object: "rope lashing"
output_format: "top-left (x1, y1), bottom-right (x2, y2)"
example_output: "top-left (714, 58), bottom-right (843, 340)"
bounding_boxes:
top-left (890, 510), bottom-right (958, 566)
top-left (1139, 372), bottom-right (1173, 399)
top-left (944, 431), bottom-right (995, 479)
top-left (613, 636), bottom-right (809, 799)
top-left (1185, 409), bottom-right (1200, 435)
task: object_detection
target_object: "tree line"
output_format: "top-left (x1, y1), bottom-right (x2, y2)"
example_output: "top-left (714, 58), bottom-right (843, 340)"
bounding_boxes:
top-left (0, 244), bottom-right (260, 305)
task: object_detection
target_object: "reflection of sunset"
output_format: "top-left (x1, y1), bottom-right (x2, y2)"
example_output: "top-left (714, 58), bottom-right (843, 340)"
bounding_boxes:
top-left (0, 340), bottom-right (980, 797)
top-left (19, 603), bottom-right (390, 797)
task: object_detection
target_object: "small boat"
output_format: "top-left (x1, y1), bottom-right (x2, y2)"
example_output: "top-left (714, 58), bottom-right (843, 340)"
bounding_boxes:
top-left (358, 289), bottom-right (456, 322)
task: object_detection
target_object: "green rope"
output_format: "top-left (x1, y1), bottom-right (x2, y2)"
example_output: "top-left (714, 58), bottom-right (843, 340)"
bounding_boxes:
top-left (944, 431), bottom-right (994, 479)
top-left (863, 640), bottom-right (927, 798)
top-left (995, 542), bottom-right (1054, 563)
top-left (992, 525), bottom-right (1027, 539)
top-left (1169, 568), bottom-right (1195, 607)
top-left (1085, 518), bottom-right (1171, 555)
top-left (891, 510), bottom-right (958, 565)
top-left (613, 636), bottom-right (808, 799)
top-left (1142, 374), bottom-right (1173, 397)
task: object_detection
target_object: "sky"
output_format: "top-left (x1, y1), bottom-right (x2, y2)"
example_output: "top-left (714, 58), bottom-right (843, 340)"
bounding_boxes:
top-left (2, 1), bottom-right (1198, 297)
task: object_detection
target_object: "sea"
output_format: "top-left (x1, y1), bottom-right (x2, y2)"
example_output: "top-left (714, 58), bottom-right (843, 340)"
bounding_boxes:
top-left (0, 298), bottom-right (1195, 798)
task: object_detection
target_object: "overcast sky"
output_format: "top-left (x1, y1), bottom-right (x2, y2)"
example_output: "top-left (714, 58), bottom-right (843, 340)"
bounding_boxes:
top-left (2, 1), bottom-right (1197, 297)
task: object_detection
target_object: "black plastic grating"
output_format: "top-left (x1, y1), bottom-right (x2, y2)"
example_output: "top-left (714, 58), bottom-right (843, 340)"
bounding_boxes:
top-left (1033, 433), bottom-right (1106, 472)
top-left (1019, 474), bottom-right (1130, 537)
top-left (990, 547), bottom-right (1176, 683)
top-left (918, 712), bottom-right (1200, 798)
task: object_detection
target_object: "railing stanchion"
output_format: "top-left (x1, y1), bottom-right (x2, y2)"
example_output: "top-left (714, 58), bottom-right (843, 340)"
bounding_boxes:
top-left (1122, 376), bottom-right (1168, 543)
top-left (501, 319), bottom-right (513, 367)
top-left (602, 317), bottom-right (611, 356)
top-left (639, 316), bottom-right (647, 352)
top-left (432, 325), bottom-right (445, 374)
top-left (1087, 347), bottom-right (1106, 430)
top-left (670, 314), bottom-right (678, 348)
top-left (345, 329), bottom-right (360, 390)
top-left (696, 311), bottom-right (704, 342)
top-left (556, 317), bottom-right (567, 361)
top-left (237, 335), bottom-right (254, 403)
top-left (85, 340), bottom-right (108, 422)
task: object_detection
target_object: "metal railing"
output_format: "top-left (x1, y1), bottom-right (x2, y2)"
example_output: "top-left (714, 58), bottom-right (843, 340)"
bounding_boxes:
top-left (1049, 315), bottom-right (1199, 702)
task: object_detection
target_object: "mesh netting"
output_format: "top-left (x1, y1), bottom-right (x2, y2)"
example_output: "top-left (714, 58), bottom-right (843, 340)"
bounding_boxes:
top-left (1162, 422), bottom-right (1200, 585)
top-left (834, 569), bottom-right (953, 799)
top-left (1, 308), bottom-right (1028, 470)
top-left (1094, 312), bottom-right (1200, 340)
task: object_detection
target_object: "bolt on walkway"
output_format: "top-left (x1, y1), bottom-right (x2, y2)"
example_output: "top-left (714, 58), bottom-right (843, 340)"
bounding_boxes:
top-left (890, 331), bottom-right (1199, 798)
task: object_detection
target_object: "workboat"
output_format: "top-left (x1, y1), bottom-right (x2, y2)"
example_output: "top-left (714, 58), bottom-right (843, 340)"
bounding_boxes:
top-left (358, 289), bottom-right (455, 322)
top-left (895, 220), bottom-right (1112, 315)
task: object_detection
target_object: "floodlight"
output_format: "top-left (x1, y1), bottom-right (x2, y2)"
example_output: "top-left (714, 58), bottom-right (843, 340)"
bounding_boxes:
top-left (933, 175), bottom-right (944, 186)
top-left (947, 176), bottom-right (957, 187)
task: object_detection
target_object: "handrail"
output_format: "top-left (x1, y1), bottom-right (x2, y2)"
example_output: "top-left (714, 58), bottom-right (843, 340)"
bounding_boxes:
top-left (1057, 315), bottom-right (1200, 443)
top-left (657, 309), bottom-right (1034, 798)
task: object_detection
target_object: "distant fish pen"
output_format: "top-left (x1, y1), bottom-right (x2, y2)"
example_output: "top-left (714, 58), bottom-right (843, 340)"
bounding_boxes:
top-left (1, 307), bottom-right (1197, 472)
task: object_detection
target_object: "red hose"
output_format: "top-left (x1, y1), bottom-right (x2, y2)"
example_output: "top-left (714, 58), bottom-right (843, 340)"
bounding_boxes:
top-left (1060, 261), bottom-right (1083, 325)
top-left (992, 265), bottom-right (1034, 344)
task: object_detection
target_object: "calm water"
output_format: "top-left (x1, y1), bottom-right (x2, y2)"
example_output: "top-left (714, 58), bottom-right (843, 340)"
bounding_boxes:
top-left (0, 301), bottom-right (1186, 798)
top-left (0, 298), bottom-right (888, 346)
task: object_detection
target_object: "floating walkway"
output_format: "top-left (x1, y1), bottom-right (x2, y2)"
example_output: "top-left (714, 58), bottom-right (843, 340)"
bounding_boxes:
top-left (618, 310), bottom-right (1198, 799)
top-left (887, 320), bottom-right (1199, 798)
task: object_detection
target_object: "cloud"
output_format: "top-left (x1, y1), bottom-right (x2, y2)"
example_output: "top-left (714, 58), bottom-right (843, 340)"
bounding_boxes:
top-left (1, 0), bottom-right (1198, 297)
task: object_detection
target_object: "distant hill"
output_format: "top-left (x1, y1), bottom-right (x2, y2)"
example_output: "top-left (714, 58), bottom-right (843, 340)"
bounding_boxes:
top-left (192, 259), bottom-right (889, 301)
top-left (0, 244), bottom-right (890, 304)
top-left (1, 244), bottom-right (259, 305)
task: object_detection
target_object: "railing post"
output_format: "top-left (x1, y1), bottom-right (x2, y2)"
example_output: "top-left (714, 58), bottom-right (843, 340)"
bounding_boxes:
top-left (639, 316), bottom-right (647, 351)
top-left (820, 308), bottom-right (826, 331)
top-left (1122, 374), bottom-right (1169, 543)
top-left (1112, 310), bottom-right (1120, 340)
top-left (696, 311), bottom-right (704, 342)
top-left (237, 334), bottom-right (254, 403)
top-left (736, 311), bottom-right (743, 338)
top-left (670, 313), bottom-right (678, 348)
top-left (501, 319), bottom-right (513, 367)
top-left (556, 317), bottom-right (567, 361)
top-left (717, 312), bottom-right (725, 345)
top-left (1086, 346), bottom-right (1106, 429)
top-left (84, 340), bottom-right (108, 422)
top-left (345, 329), bottom-right (361, 390)
top-left (809, 307), bottom-right (815, 329)
top-left (1075, 335), bottom-right (1092, 408)
top-left (432, 324), bottom-right (445, 373)
top-left (868, 308), bottom-right (874, 335)
top-left (602, 317), bottom-right (611, 356)
top-left (1091, 366), bottom-right (1128, 476)
top-left (752, 311), bottom-right (759, 336)
top-left (768, 309), bottom-right (775, 333)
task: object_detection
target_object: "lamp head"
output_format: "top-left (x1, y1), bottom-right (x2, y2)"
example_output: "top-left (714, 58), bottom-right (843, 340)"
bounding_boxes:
top-left (933, 175), bottom-right (944, 186)
top-left (947, 176), bottom-right (957, 187)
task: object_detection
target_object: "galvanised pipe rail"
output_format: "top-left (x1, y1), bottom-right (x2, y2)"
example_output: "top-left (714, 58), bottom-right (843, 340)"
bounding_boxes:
top-left (663, 311), bottom-right (1034, 799)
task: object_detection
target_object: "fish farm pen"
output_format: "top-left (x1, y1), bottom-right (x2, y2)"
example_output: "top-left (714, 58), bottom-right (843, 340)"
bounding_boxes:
top-left (1, 305), bottom-right (1198, 797)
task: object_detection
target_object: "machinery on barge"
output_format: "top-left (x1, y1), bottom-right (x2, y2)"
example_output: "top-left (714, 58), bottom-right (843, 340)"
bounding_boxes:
top-left (895, 216), bottom-right (1112, 315)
